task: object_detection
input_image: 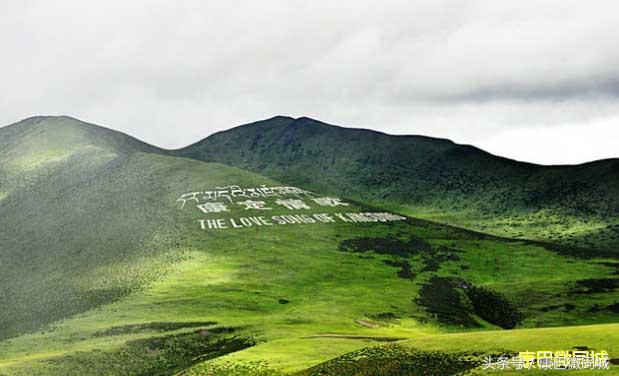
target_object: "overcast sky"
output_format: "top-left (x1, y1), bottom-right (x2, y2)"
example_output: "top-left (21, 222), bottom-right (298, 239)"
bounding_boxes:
top-left (1, 1), bottom-right (618, 165)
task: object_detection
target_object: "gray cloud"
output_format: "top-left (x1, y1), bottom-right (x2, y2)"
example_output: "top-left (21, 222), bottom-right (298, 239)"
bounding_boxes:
top-left (1, 0), bottom-right (618, 164)
top-left (438, 79), bottom-right (619, 103)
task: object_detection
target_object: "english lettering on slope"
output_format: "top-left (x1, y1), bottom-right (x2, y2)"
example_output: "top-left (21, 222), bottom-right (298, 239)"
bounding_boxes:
top-left (176, 185), bottom-right (406, 230)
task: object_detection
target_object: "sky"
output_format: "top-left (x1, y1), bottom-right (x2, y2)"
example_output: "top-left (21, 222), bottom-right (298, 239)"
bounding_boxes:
top-left (1, 1), bottom-right (618, 165)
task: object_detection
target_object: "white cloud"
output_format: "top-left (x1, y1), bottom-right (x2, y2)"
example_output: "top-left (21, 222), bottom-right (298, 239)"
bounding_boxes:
top-left (478, 116), bottom-right (619, 165)
top-left (1, 0), bottom-right (618, 164)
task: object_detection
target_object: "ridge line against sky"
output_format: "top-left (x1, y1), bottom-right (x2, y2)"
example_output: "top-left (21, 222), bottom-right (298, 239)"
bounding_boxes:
top-left (2, 1), bottom-right (619, 164)
top-left (3, 114), bottom-right (617, 168)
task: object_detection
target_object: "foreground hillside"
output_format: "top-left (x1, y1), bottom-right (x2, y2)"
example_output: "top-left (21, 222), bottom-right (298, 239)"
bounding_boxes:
top-left (0, 117), bottom-right (617, 375)
top-left (178, 116), bottom-right (619, 250)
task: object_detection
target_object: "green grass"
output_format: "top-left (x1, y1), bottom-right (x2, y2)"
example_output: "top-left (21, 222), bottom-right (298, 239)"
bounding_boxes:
top-left (278, 323), bottom-right (619, 376)
top-left (404, 323), bottom-right (619, 375)
top-left (177, 116), bottom-right (619, 250)
top-left (0, 116), bottom-right (617, 375)
top-left (401, 205), bottom-right (619, 251)
top-left (1, 209), bottom-right (616, 374)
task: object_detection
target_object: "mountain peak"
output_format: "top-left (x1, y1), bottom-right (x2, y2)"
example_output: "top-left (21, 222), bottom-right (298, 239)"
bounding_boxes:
top-left (16, 114), bottom-right (84, 124)
top-left (293, 116), bottom-right (320, 123)
top-left (270, 115), bottom-right (296, 121)
top-left (1, 115), bottom-right (160, 156)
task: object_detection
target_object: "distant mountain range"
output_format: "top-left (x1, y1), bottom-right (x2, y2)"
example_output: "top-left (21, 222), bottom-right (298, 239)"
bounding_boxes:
top-left (177, 116), bottom-right (619, 249)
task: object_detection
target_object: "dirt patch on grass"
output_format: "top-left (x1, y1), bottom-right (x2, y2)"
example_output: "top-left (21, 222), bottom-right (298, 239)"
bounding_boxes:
top-left (369, 312), bottom-right (401, 323)
top-left (355, 319), bottom-right (381, 328)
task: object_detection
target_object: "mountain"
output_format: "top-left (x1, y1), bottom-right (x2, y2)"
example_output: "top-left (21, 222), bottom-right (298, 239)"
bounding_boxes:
top-left (0, 116), bottom-right (618, 376)
top-left (0, 116), bottom-right (174, 338)
top-left (0, 116), bottom-right (279, 339)
top-left (0, 116), bottom-right (159, 199)
top-left (177, 116), bottom-right (619, 249)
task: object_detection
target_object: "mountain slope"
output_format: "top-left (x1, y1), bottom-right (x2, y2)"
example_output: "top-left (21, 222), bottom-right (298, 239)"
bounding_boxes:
top-left (0, 116), bottom-right (160, 200)
top-left (0, 116), bottom-right (268, 338)
top-left (0, 116), bottom-right (617, 375)
top-left (0, 116), bottom-right (172, 337)
top-left (177, 116), bottom-right (619, 249)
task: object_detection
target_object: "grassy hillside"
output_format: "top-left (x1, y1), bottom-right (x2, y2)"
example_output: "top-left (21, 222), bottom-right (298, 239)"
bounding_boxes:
top-left (0, 116), bottom-right (157, 200)
top-left (0, 116), bottom-right (253, 338)
top-left (0, 117), bottom-right (617, 375)
top-left (285, 323), bottom-right (619, 375)
top-left (177, 116), bottom-right (619, 250)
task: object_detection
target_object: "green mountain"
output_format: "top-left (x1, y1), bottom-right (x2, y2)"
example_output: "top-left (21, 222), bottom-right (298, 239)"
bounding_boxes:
top-left (0, 116), bottom-right (177, 338)
top-left (0, 116), bottom-right (618, 376)
top-left (177, 116), bottom-right (619, 250)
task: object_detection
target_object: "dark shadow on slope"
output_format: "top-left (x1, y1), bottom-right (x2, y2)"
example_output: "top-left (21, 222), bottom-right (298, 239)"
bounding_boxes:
top-left (93, 321), bottom-right (218, 337)
top-left (293, 344), bottom-right (479, 376)
top-left (39, 326), bottom-right (253, 376)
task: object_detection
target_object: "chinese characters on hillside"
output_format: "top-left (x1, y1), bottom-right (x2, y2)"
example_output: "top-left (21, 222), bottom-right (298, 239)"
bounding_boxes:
top-left (177, 185), bottom-right (315, 208)
top-left (176, 184), bottom-right (406, 230)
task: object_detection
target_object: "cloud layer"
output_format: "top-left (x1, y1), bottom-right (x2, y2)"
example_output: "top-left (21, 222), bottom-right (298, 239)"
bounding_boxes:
top-left (1, 0), bottom-right (618, 164)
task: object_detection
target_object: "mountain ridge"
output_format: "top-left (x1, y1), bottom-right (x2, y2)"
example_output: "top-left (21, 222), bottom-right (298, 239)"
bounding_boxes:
top-left (1, 115), bottom-right (163, 155)
top-left (178, 115), bottom-right (619, 168)
top-left (3, 115), bottom-right (619, 249)
top-left (1, 115), bottom-right (619, 375)
top-left (175, 116), bottom-right (619, 249)
top-left (4, 114), bottom-right (618, 168)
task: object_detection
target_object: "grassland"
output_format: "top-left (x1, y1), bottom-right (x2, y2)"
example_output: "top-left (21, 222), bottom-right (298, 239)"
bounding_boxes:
top-left (1, 192), bottom-right (617, 374)
top-left (279, 323), bottom-right (619, 376)
top-left (0, 116), bottom-right (617, 375)
top-left (178, 116), bottom-right (619, 250)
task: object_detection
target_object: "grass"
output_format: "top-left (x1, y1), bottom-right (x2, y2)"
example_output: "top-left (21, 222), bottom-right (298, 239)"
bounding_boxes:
top-left (402, 205), bottom-right (619, 251)
top-left (1, 212), bottom-right (617, 374)
top-left (404, 323), bottom-right (619, 375)
top-left (0, 116), bottom-right (617, 375)
top-left (178, 116), bottom-right (619, 250)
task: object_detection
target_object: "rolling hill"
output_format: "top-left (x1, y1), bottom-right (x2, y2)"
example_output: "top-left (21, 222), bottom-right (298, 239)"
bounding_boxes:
top-left (177, 116), bottom-right (619, 250)
top-left (0, 116), bottom-right (172, 338)
top-left (0, 116), bottom-right (617, 375)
